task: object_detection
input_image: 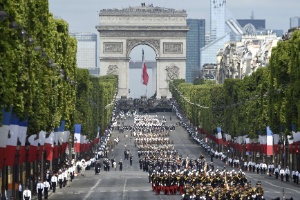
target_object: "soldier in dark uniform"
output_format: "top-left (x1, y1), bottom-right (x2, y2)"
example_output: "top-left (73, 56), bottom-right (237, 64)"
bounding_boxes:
top-left (139, 158), bottom-right (143, 169)
top-left (130, 155), bottom-right (133, 166)
top-left (119, 159), bottom-right (123, 171)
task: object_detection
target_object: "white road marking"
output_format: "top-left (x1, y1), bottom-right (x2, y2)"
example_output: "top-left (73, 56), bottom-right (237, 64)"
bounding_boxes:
top-left (83, 179), bottom-right (102, 200)
top-left (123, 178), bottom-right (127, 191)
top-left (246, 174), bottom-right (300, 194)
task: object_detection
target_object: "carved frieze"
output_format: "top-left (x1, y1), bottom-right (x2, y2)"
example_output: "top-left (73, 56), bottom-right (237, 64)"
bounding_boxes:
top-left (166, 64), bottom-right (180, 80)
top-left (163, 42), bottom-right (183, 54)
top-left (100, 31), bottom-right (186, 38)
top-left (107, 65), bottom-right (118, 75)
top-left (126, 39), bottom-right (160, 56)
top-left (103, 42), bottom-right (123, 53)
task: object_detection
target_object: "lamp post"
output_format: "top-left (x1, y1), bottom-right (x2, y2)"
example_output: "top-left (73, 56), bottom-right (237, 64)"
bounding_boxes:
top-left (12, 141), bottom-right (21, 198)
top-left (74, 137), bottom-right (78, 160)
top-left (68, 134), bottom-right (73, 161)
top-left (278, 140), bottom-right (284, 168)
top-left (292, 143), bottom-right (295, 170)
top-left (297, 142), bottom-right (300, 171)
top-left (41, 147), bottom-right (46, 182)
top-left (25, 142), bottom-right (30, 187)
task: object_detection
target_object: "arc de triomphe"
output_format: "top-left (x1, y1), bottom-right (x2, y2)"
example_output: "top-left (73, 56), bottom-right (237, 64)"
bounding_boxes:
top-left (96, 4), bottom-right (188, 98)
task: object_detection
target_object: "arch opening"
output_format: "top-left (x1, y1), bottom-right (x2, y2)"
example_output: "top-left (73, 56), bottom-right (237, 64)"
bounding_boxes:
top-left (128, 45), bottom-right (156, 99)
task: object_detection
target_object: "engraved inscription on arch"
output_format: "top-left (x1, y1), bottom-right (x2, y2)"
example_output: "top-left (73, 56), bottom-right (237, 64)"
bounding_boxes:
top-left (163, 42), bottom-right (183, 54)
top-left (103, 42), bottom-right (123, 53)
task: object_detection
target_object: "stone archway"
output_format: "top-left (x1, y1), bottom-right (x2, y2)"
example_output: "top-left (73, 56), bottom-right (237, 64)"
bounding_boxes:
top-left (96, 4), bottom-right (188, 98)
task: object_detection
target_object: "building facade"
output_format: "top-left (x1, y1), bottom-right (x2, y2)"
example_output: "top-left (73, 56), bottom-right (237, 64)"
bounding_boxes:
top-left (186, 19), bottom-right (205, 83)
top-left (290, 17), bottom-right (300, 28)
top-left (69, 32), bottom-right (99, 76)
top-left (216, 34), bottom-right (279, 84)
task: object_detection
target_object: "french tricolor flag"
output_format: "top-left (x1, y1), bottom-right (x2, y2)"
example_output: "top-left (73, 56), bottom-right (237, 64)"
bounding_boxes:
top-left (141, 49), bottom-right (149, 86)
top-left (266, 126), bottom-right (273, 155)
top-left (216, 127), bottom-right (222, 145)
top-left (18, 119), bottom-right (28, 164)
top-left (74, 124), bottom-right (81, 153)
top-left (5, 114), bottom-right (20, 166)
top-left (45, 132), bottom-right (54, 161)
top-left (0, 108), bottom-right (12, 168)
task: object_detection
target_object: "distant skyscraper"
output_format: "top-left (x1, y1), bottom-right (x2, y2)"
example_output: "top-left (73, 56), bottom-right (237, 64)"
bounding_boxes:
top-left (186, 19), bottom-right (205, 83)
top-left (210, 0), bottom-right (226, 42)
top-left (237, 19), bottom-right (266, 30)
top-left (290, 17), bottom-right (300, 28)
top-left (70, 32), bottom-right (98, 75)
top-left (201, 0), bottom-right (243, 68)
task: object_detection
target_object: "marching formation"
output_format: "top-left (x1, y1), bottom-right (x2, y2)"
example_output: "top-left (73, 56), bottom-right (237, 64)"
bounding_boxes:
top-left (130, 114), bottom-right (266, 200)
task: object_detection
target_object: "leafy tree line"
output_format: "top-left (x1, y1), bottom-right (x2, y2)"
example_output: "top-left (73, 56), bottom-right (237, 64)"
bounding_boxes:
top-left (170, 30), bottom-right (300, 138)
top-left (0, 0), bottom-right (117, 140)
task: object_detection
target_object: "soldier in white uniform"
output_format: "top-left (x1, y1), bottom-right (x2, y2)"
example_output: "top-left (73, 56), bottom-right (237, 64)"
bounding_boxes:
top-left (58, 172), bottom-right (63, 188)
top-left (36, 179), bottom-right (44, 200)
top-left (43, 179), bottom-right (50, 199)
top-left (285, 166), bottom-right (290, 182)
top-left (81, 160), bottom-right (87, 176)
top-left (63, 169), bottom-right (67, 187)
top-left (274, 167), bottom-right (279, 179)
top-left (279, 168), bottom-right (285, 181)
top-left (23, 186), bottom-right (31, 200)
top-left (292, 170), bottom-right (296, 183)
top-left (51, 173), bottom-right (58, 193)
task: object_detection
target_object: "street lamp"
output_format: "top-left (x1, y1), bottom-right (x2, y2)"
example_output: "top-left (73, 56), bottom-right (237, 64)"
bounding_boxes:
top-left (68, 134), bottom-right (73, 160)
top-left (297, 142), bottom-right (300, 171)
top-left (13, 140), bottom-right (21, 198)
top-left (278, 139), bottom-right (284, 168)
top-left (25, 141), bottom-right (30, 187)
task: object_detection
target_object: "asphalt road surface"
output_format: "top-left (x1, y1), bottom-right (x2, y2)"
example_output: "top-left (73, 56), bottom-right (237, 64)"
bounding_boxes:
top-left (48, 112), bottom-right (300, 200)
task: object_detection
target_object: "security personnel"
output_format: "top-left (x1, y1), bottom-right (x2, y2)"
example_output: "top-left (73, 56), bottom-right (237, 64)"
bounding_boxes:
top-left (18, 182), bottom-right (23, 200)
top-left (36, 179), bottom-right (44, 200)
top-left (274, 167), bottom-right (279, 179)
top-left (23, 186), bottom-right (31, 200)
top-left (119, 159), bottom-right (123, 171)
top-left (130, 155), bottom-right (133, 166)
top-left (285, 166), bottom-right (290, 182)
top-left (63, 169), bottom-right (67, 187)
top-left (43, 179), bottom-right (50, 199)
top-left (58, 172), bottom-right (63, 188)
top-left (279, 168), bottom-right (285, 181)
top-left (51, 173), bottom-right (58, 193)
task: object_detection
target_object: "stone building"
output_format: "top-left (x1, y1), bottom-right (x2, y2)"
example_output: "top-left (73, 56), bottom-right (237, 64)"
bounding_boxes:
top-left (216, 31), bottom-right (280, 84)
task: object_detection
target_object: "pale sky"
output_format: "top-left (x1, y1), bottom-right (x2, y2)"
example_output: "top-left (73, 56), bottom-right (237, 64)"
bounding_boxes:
top-left (49, 0), bottom-right (300, 60)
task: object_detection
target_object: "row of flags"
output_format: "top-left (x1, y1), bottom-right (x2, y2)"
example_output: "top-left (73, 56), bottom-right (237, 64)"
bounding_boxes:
top-left (0, 109), bottom-right (99, 169)
top-left (198, 126), bottom-right (300, 156)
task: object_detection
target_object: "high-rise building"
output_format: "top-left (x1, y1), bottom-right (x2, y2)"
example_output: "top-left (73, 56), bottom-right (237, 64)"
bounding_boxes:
top-left (210, 0), bottom-right (226, 42)
top-left (237, 19), bottom-right (266, 30)
top-left (290, 17), bottom-right (300, 28)
top-left (201, 0), bottom-right (240, 68)
top-left (69, 32), bottom-right (98, 76)
top-left (186, 19), bottom-right (205, 83)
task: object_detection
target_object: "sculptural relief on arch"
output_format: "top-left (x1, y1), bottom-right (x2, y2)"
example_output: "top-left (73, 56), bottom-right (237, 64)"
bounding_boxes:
top-left (96, 4), bottom-right (188, 98)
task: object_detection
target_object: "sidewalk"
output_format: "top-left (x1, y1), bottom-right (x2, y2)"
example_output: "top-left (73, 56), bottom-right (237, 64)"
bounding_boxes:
top-left (31, 174), bottom-right (79, 200)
